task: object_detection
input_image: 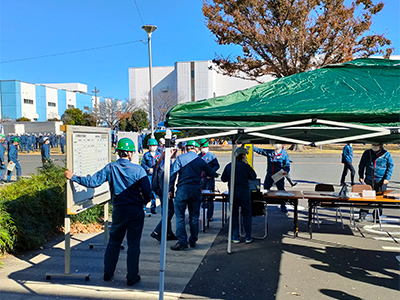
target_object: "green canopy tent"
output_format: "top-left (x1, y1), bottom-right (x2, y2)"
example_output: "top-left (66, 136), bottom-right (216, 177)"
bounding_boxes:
top-left (166, 58), bottom-right (400, 145)
top-left (155, 59), bottom-right (400, 293)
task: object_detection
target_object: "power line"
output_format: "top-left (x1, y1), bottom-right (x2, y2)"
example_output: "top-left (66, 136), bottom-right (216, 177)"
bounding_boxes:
top-left (0, 40), bottom-right (145, 64)
top-left (133, 0), bottom-right (145, 25)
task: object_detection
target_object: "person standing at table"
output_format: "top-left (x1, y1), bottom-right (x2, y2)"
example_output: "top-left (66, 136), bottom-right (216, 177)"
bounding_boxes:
top-left (221, 147), bottom-right (257, 243)
top-left (65, 138), bottom-right (151, 286)
top-left (60, 134), bottom-right (66, 154)
top-left (254, 144), bottom-right (291, 212)
top-left (340, 143), bottom-right (355, 186)
top-left (198, 138), bottom-right (220, 221)
top-left (169, 140), bottom-right (218, 250)
top-left (141, 138), bottom-right (160, 214)
top-left (358, 143), bottom-right (394, 221)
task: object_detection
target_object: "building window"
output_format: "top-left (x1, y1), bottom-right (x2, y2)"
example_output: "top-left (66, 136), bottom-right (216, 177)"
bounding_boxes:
top-left (83, 106), bottom-right (90, 111)
top-left (48, 102), bottom-right (56, 107)
top-left (68, 105), bottom-right (74, 109)
top-left (24, 99), bottom-right (34, 104)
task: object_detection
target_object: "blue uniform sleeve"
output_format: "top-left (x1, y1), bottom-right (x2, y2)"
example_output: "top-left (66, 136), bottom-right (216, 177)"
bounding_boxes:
top-left (45, 146), bottom-right (50, 159)
top-left (138, 175), bottom-right (151, 204)
top-left (169, 157), bottom-right (182, 192)
top-left (210, 156), bottom-right (220, 172)
top-left (283, 152), bottom-right (291, 173)
top-left (221, 164), bottom-right (230, 183)
top-left (254, 147), bottom-right (273, 157)
top-left (71, 166), bottom-right (108, 188)
top-left (203, 160), bottom-right (218, 178)
top-left (384, 153), bottom-right (394, 181)
top-left (248, 165), bottom-right (257, 180)
top-left (140, 154), bottom-right (150, 172)
top-left (358, 151), bottom-right (367, 178)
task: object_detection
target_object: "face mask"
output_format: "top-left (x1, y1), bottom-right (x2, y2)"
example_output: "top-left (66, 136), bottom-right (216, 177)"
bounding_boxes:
top-left (149, 146), bottom-right (157, 152)
top-left (201, 148), bottom-right (209, 154)
top-left (275, 148), bottom-right (282, 154)
top-left (371, 146), bottom-right (380, 152)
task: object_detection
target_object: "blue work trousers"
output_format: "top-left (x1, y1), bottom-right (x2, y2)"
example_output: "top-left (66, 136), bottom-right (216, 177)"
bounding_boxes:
top-left (104, 204), bottom-right (144, 280)
top-left (0, 164), bottom-right (7, 180)
top-left (231, 188), bottom-right (252, 241)
top-left (174, 185), bottom-right (201, 246)
top-left (264, 174), bottom-right (285, 190)
top-left (147, 175), bottom-right (157, 211)
top-left (7, 161), bottom-right (22, 181)
top-left (154, 195), bottom-right (175, 236)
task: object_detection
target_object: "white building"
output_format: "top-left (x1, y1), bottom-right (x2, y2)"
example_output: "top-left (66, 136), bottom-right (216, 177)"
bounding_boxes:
top-left (129, 60), bottom-right (275, 105)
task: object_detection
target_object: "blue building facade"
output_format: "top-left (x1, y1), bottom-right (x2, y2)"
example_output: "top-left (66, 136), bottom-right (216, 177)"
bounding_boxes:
top-left (0, 80), bottom-right (93, 121)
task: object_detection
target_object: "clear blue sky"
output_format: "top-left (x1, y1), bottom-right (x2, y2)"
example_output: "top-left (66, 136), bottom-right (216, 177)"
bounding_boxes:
top-left (1, 0), bottom-right (399, 101)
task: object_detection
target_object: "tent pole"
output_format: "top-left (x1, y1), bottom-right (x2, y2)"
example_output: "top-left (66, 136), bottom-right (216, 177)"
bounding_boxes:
top-left (159, 129), bottom-right (172, 300)
top-left (314, 131), bottom-right (392, 146)
top-left (247, 132), bottom-right (310, 145)
top-left (227, 143), bottom-right (237, 254)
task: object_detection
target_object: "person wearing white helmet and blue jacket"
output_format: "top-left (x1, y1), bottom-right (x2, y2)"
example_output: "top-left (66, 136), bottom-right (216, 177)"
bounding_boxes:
top-left (65, 138), bottom-right (151, 286)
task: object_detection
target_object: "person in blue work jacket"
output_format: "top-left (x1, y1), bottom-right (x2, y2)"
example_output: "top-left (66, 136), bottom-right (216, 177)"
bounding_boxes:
top-left (340, 143), bottom-right (355, 186)
top-left (358, 143), bottom-right (394, 221)
top-left (7, 137), bottom-right (22, 182)
top-left (150, 149), bottom-right (178, 242)
top-left (0, 134), bottom-right (7, 182)
top-left (157, 137), bottom-right (165, 154)
top-left (169, 140), bottom-right (218, 250)
top-left (254, 144), bottom-right (291, 212)
top-left (60, 134), bottom-right (66, 154)
top-left (198, 138), bottom-right (220, 221)
top-left (41, 137), bottom-right (51, 165)
top-left (65, 138), bottom-right (151, 286)
top-left (221, 147), bottom-right (257, 243)
top-left (141, 138), bottom-right (160, 214)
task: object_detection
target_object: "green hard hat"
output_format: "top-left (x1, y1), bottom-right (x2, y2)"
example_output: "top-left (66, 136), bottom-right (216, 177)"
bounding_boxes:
top-left (116, 138), bottom-right (136, 152)
top-left (187, 140), bottom-right (200, 148)
top-left (199, 138), bottom-right (209, 147)
top-left (0, 134), bottom-right (5, 139)
top-left (147, 138), bottom-right (157, 146)
top-left (12, 137), bottom-right (20, 143)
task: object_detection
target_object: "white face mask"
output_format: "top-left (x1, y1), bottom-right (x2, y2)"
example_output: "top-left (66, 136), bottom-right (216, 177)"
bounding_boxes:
top-left (201, 148), bottom-right (209, 154)
top-left (275, 148), bottom-right (282, 154)
top-left (149, 146), bottom-right (157, 153)
top-left (371, 145), bottom-right (380, 152)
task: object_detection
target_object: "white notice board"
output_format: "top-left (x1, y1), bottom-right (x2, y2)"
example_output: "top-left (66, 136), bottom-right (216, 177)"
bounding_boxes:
top-left (63, 125), bottom-right (111, 215)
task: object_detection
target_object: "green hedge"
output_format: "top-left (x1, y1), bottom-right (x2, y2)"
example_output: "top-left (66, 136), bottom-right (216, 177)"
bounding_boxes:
top-left (0, 163), bottom-right (109, 255)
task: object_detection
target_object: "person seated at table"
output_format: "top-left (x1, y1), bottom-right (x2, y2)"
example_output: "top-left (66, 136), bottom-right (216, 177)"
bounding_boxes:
top-left (221, 147), bottom-right (257, 244)
top-left (254, 144), bottom-right (291, 212)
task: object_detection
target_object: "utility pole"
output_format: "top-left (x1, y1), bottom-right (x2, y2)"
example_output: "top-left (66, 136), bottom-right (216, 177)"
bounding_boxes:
top-left (92, 87), bottom-right (100, 126)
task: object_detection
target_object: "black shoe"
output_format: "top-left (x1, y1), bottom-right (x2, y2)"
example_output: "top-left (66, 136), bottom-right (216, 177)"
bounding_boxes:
top-left (127, 275), bottom-right (141, 286)
top-left (150, 231), bottom-right (161, 242)
top-left (103, 273), bottom-right (113, 281)
top-left (291, 182), bottom-right (298, 187)
top-left (167, 234), bottom-right (178, 241)
top-left (280, 205), bottom-right (288, 213)
top-left (170, 242), bottom-right (188, 251)
top-left (189, 241), bottom-right (196, 248)
top-left (151, 209), bottom-right (157, 214)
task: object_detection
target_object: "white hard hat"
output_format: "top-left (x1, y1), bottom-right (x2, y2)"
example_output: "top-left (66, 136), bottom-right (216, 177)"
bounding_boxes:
top-left (235, 147), bottom-right (248, 156)
top-left (159, 138), bottom-right (165, 145)
top-left (43, 137), bottom-right (49, 141)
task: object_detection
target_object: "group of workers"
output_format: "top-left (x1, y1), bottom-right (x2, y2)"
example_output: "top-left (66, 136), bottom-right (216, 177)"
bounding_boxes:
top-left (63, 134), bottom-right (300, 285)
top-left (0, 133), bottom-right (66, 182)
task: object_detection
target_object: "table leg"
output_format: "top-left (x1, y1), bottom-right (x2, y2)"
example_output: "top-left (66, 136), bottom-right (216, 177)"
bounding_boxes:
top-left (294, 199), bottom-right (298, 238)
top-left (308, 200), bottom-right (313, 239)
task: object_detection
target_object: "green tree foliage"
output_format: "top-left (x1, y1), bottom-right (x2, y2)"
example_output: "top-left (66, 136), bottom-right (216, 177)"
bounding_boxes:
top-left (16, 117), bottom-right (31, 122)
top-left (203, 0), bottom-right (393, 80)
top-left (83, 112), bottom-right (96, 127)
top-left (119, 109), bottom-right (149, 132)
top-left (62, 108), bottom-right (84, 125)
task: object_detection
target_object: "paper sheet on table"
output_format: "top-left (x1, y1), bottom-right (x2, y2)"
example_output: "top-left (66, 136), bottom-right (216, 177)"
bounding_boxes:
top-left (271, 169), bottom-right (285, 183)
top-left (7, 163), bottom-right (15, 172)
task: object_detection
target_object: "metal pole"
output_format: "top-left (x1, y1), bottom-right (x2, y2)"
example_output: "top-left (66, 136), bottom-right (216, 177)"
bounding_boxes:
top-left (147, 34), bottom-right (155, 138)
top-left (159, 129), bottom-right (172, 300)
top-left (227, 144), bottom-right (237, 254)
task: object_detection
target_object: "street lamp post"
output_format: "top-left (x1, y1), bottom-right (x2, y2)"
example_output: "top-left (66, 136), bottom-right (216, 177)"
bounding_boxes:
top-left (142, 24), bottom-right (157, 138)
